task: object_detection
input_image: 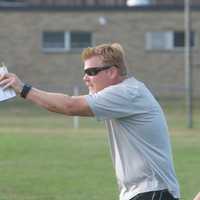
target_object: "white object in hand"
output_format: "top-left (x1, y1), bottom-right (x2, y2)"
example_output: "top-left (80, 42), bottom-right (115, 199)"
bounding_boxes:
top-left (0, 63), bottom-right (16, 102)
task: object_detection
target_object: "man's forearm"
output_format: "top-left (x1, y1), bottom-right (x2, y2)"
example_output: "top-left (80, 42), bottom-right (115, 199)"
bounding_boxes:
top-left (24, 87), bottom-right (94, 117)
top-left (25, 87), bottom-right (73, 115)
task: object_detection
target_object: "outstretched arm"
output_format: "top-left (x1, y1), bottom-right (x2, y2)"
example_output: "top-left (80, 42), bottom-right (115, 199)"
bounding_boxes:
top-left (0, 73), bottom-right (93, 116)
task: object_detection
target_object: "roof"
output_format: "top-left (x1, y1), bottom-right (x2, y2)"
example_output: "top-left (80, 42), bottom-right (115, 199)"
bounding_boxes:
top-left (0, 4), bottom-right (200, 12)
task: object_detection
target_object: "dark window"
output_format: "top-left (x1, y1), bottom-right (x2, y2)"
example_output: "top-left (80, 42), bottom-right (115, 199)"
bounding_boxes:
top-left (42, 32), bottom-right (65, 49)
top-left (42, 31), bottom-right (92, 52)
top-left (174, 31), bottom-right (195, 47)
top-left (70, 31), bottom-right (92, 49)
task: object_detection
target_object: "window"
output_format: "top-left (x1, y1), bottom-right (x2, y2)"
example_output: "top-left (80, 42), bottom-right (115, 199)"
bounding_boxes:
top-left (145, 31), bottom-right (195, 50)
top-left (146, 32), bottom-right (172, 50)
top-left (174, 31), bottom-right (194, 47)
top-left (42, 31), bottom-right (92, 52)
top-left (71, 31), bottom-right (92, 50)
top-left (43, 32), bottom-right (66, 50)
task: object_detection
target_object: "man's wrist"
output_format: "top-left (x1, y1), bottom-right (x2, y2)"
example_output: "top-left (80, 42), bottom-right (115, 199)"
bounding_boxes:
top-left (20, 83), bottom-right (32, 98)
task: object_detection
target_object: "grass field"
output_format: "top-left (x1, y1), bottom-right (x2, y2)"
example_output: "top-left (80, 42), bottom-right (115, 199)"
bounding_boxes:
top-left (0, 98), bottom-right (200, 200)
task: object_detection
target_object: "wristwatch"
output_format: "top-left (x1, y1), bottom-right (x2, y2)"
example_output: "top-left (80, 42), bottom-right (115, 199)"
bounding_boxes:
top-left (20, 84), bottom-right (32, 98)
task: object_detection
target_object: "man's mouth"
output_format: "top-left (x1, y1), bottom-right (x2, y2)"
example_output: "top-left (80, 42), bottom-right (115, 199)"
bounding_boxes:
top-left (87, 85), bottom-right (95, 93)
top-left (86, 83), bottom-right (93, 88)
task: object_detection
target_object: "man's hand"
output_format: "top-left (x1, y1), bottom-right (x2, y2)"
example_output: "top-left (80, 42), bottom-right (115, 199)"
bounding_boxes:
top-left (0, 73), bottom-right (24, 95)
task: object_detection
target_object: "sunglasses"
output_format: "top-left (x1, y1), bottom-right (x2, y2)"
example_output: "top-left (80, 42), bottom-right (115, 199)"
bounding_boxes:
top-left (84, 65), bottom-right (115, 76)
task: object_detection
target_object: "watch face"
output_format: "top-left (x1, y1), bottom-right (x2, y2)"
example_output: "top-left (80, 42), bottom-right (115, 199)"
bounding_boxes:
top-left (20, 84), bottom-right (32, 98)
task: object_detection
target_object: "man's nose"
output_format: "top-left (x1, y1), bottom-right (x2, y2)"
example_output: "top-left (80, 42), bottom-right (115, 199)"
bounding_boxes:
top-left (83, 73), bottom-right (88, 81)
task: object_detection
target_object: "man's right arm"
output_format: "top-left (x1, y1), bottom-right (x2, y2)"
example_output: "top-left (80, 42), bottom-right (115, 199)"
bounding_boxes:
top-left (25, 87), bottom-right (94, 116)
top-left (0, 73), bottom-right (94, 117)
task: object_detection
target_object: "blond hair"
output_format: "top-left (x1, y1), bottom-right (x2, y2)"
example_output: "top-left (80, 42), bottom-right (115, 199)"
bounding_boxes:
top-left (81, 43), bottom-right (128, 76)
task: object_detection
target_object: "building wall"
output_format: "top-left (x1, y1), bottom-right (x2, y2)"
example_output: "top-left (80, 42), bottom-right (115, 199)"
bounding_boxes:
top-left (0, 8), bottom-right (200, 97)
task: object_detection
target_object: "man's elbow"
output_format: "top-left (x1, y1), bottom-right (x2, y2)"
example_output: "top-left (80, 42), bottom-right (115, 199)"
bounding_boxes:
top-left (63, 100), bottom-right (94, 117)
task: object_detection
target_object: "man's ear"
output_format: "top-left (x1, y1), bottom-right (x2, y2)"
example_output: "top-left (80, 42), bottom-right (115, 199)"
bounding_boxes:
top-left (109, 66), bottom-right (119, 79)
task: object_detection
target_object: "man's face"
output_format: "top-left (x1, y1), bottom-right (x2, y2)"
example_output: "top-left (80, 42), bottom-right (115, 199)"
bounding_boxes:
top-left (83, 56), bottom-right (112, 93)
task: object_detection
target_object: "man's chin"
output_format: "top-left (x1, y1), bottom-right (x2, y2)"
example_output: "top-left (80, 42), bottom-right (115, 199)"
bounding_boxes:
top-left (89, 87), bottom-right (96, 94)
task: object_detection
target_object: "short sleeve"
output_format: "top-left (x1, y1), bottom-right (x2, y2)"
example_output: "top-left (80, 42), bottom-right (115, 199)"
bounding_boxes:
top-left (84, 84), bottom-right (140, 120)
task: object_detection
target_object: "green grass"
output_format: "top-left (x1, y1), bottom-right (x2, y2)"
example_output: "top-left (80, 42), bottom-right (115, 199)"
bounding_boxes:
top-left (0, 98), bottom-right (200, 200)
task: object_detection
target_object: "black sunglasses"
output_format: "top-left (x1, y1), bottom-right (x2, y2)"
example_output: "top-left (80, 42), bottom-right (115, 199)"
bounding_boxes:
top-left (84, 65), bottom-right (115, 76)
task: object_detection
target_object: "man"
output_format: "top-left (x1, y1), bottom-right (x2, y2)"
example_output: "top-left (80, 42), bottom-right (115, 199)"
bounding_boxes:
top-left (0, 43), bottom-right (180, 200)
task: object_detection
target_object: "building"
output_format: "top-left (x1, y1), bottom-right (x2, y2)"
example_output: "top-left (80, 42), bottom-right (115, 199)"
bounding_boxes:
top-left (0, 1), bottom-right (200, 97)
top-left (1, 0), bottom-right (200, 6)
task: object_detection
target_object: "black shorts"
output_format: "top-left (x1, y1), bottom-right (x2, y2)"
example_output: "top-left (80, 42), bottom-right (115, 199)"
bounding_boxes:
top-left (130, 189), bottom-right (179, 200)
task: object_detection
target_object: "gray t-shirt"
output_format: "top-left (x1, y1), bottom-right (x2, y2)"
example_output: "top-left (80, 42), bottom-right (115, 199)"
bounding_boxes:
top-left (84, 77), bottom-right (180, 200)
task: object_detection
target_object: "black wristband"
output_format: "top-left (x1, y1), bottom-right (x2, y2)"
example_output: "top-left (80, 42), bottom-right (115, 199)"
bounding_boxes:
top-left (20, 84), bottom-right (32, 98)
